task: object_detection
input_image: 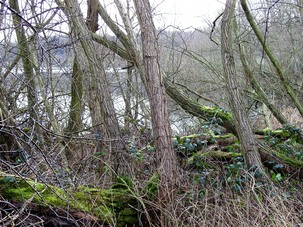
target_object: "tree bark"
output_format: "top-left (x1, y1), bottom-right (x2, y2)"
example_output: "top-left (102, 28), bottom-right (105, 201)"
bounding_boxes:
top-left (164, 77), bottom-right (238, 135)
top-left (66, 56), bottom-right (83, 135)
top-left (9, 0), bottom-right (38, 124)
top-left (133, 0), bottom-right (179, 225)
top-left (221, 0), bottom-right (266, 175)
top-left (62, 0), bottom-right (126, 176)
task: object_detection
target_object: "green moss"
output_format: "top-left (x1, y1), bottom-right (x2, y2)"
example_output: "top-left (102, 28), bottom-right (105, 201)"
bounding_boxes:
top-left (145, 173), bottom-right (159, 199)
top-left (273, 152), bottom-right (303, 168)
top-left (214, 133), bottom-right (234, 139)
top-left (200, 106), bottom-right (233, 121)
top-left (174, 134), bottom-right (199, 144)
top-left (112, 176), bottom-right (134, 190)
top-left (0, 177), bottom-right (68, 207)
top-left (225, 143), bottom-right (241, 152)
top-left (0, 175), bottom-right (138, 226)
top-left (266, 129), bottom-right (290, 137)
top-left (188, 148), bottom-right (243, 169)
top-left (117, 208), bottom-right (138, 226)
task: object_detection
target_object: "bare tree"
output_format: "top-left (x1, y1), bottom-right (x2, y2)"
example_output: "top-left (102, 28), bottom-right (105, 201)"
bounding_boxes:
top-left (60, 0), bottom-right (127, 176)
top-left (240, 0), bottom-right (303, 118)
top-left (133, 0), bottom-right (179, 224)
top-left (221, 0), bottom-right (265, 175)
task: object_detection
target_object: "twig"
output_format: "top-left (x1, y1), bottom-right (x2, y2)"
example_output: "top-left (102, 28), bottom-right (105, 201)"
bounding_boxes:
top-left (210, 12), bottom-right (223, 45)
top-left (0, 1), bottom-right (37, 33)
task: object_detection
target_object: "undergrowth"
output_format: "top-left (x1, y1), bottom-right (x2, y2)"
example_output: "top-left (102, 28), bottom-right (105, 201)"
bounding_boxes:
top-left (0, 125), bottom-right (303, 226)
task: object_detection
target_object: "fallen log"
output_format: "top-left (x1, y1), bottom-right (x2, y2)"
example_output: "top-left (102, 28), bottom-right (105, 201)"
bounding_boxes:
top-left (0, 172), bottom-right (139, 226)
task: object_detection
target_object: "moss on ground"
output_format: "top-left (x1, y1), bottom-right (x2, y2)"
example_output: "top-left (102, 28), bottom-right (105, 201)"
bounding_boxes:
top-left (0, 173), bottom-right (138, 226)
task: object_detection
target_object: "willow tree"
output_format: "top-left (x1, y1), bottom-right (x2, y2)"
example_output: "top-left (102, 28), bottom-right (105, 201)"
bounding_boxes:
top-left (221, 0), bottom-right (265, 175)
top-left (240, 0), bottom-right (303, 118)
top-left (133, 0), bottom-right (179, 224)
top-left (59, 0), bottom-right (126, 175)
top-left (9, 0), bottom-right (38, 124)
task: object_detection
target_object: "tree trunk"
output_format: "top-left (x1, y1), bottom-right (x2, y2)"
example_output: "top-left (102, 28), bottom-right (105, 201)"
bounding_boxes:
top-left (66, 56), bottom-right (83, 135)
top-left (86, 7), bottom-right (240, 136)
top-left (233, 19), bottom-right (288, 126)
top-left (240, 0), bottom-right (303, 118)
top-left (221, 0), bottom-right (266, 176)
top-left (164, 77), bottom-right (238, 135)
top-left (133, 0), bottom-right (179, 225)
top-left (62, 0), bottom-right (126, 176)
top-left (9, 0), bottom-right (38, 124)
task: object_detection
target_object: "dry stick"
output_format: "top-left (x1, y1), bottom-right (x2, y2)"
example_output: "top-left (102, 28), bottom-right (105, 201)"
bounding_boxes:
top-left (210, 12), bottom-right (223, 45)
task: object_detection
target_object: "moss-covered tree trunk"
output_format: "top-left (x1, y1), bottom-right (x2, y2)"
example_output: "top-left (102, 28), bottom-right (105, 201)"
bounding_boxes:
top-left (62, 0), bottom-right (126, 176)
top-left (240, 0), bottom-right (303, 118)
top-left (164, 77), bottom-right (238, 135)
top-left (66, 56), bottom-right (83, 135)
top-left (9, 0), bottom-right (38, 124)
top-left (234, 18), bottom-right (288, 126)
top-left (221, 0), bottom-right (266, 176)
top-left (123, 65), bottom-right (134, 134)
top-left (0, 172), bottom-right (139, 226)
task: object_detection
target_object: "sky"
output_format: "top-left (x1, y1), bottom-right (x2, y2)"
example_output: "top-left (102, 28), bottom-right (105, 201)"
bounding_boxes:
top-left (152, 0), bottom-right (225, 29)
top-left (0, 0), bottom-right (226, 41)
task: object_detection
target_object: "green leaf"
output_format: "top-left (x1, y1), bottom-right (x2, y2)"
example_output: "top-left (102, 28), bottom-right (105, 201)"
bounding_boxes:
top-left (275, 173), bottom-right (282, 181)
top-left (273, 163), bottom-right (284, 170)
top-left (0, 176), bottom-right (16, 184)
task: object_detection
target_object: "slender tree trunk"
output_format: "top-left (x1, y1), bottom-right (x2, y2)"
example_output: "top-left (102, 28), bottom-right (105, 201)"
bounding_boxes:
top-left (122, 64), bottom-right (133, 134)
top-left (66, 55), bottom-right (83, 135)
top-left (84, 0), bottom-right (105, 141)
top-left (240, 0), bottom-right (303, 118)
top-left (9, 0), bottom-right (38, 124)
top-left (221, 0), bottom-right (266, 175)
top-left (133, 0), bottom-right (179, 225)
top-left (63, 0), bottom-right (126, 176)
top-left (233, 19), bottom-right (288, 126)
